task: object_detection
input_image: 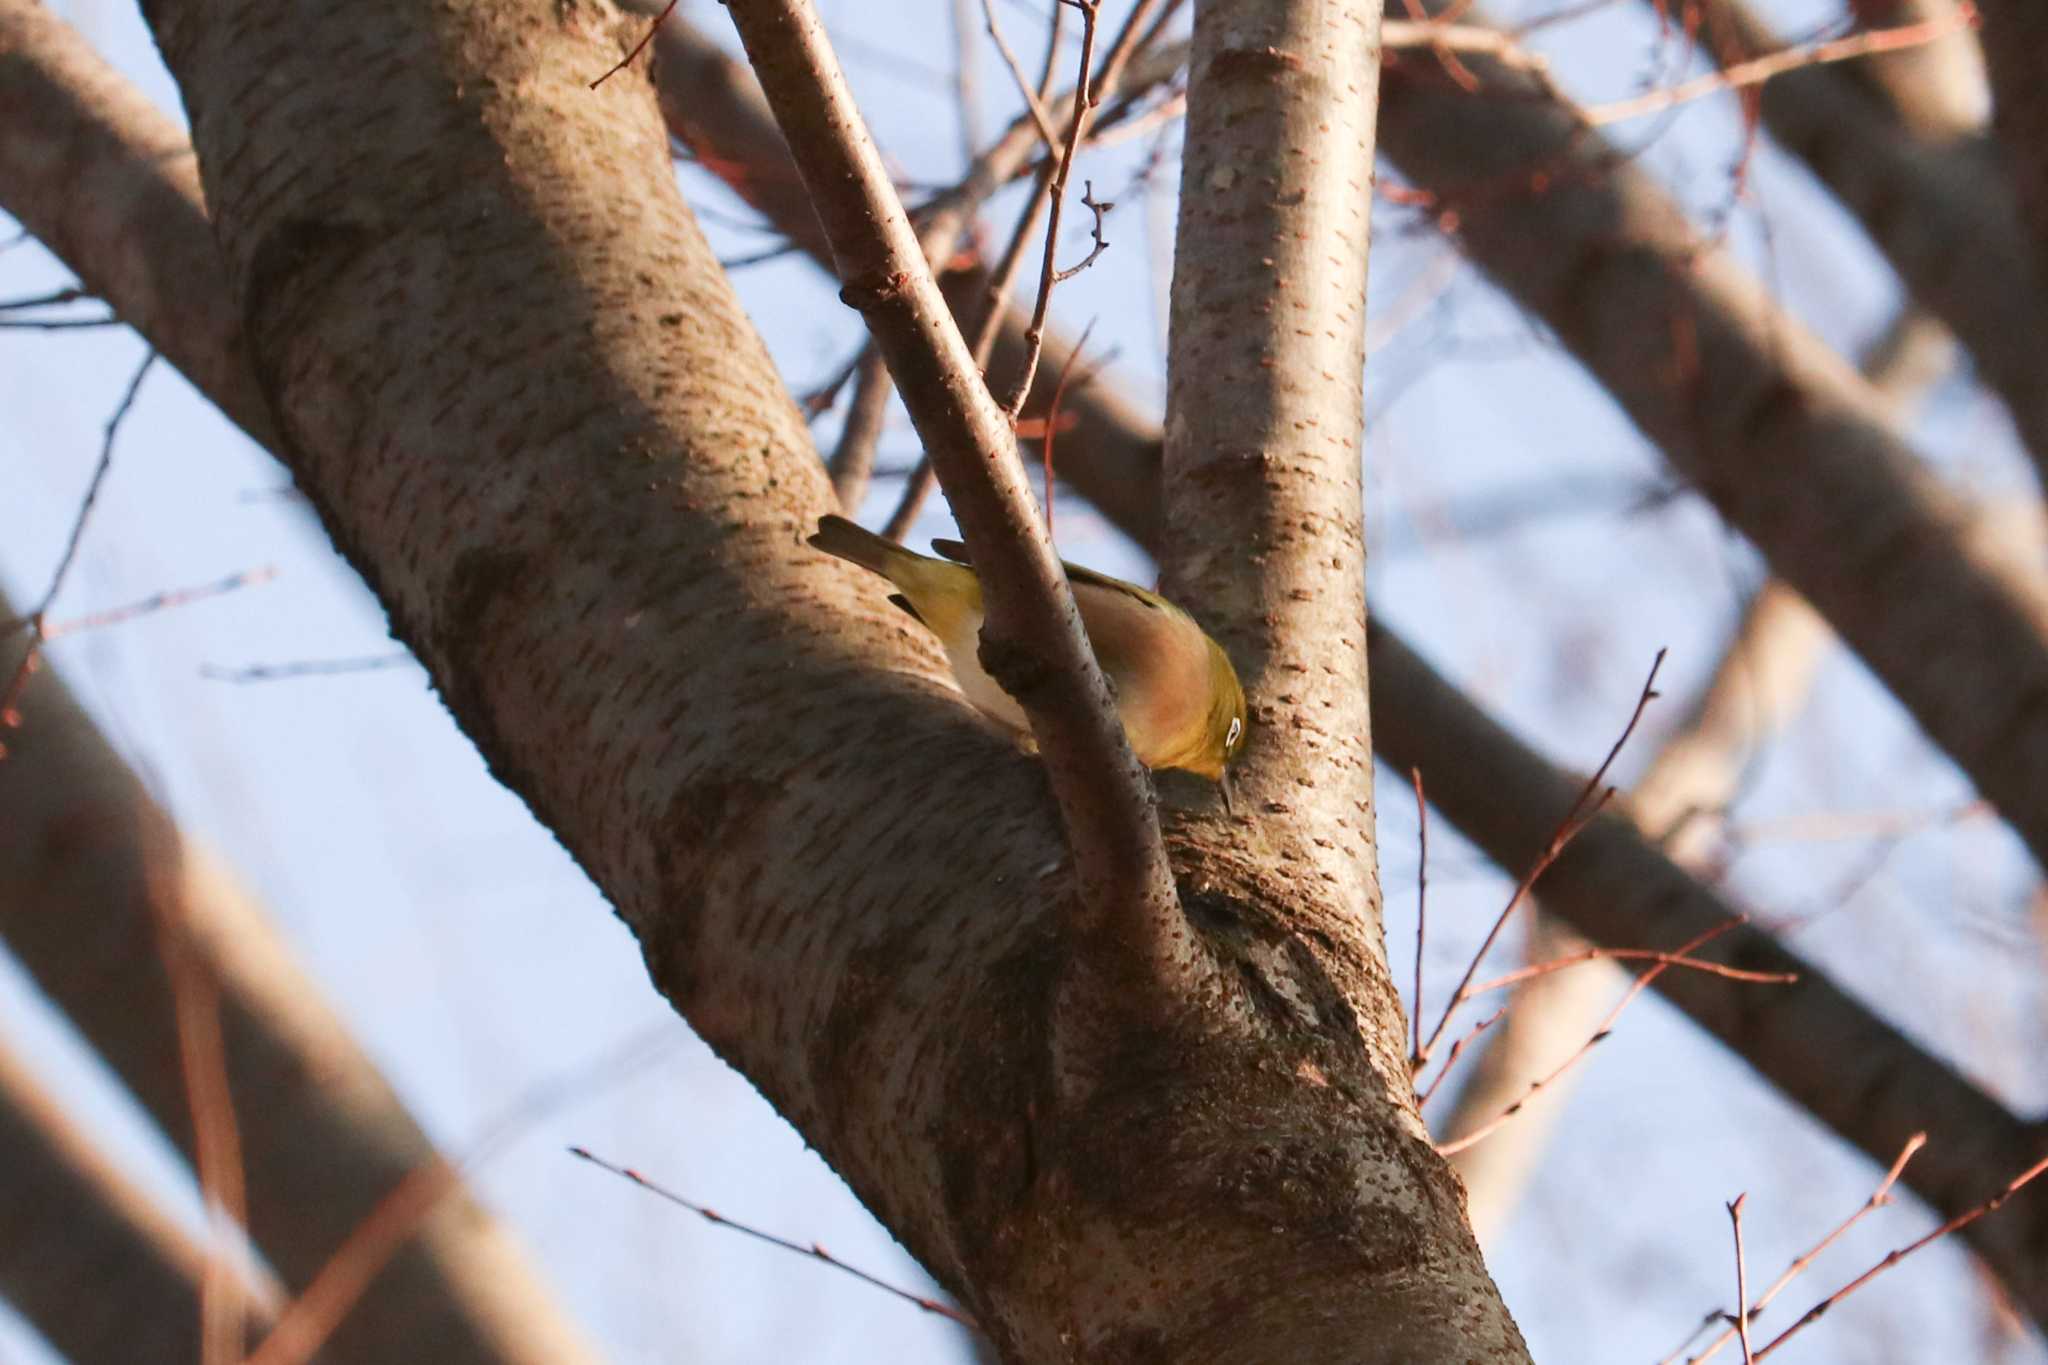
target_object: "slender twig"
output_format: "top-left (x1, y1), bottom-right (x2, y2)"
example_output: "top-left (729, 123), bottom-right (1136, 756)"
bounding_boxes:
top-left (1467, 947), bottom-right (1796, 995)
top-left (2, 352), bottom-right (157, 745)
top-left (1052, 181), bottom-right (1112, 283)
top-left (1728, 1195), bottom-right (1756, 1365)
top-left (200, 653), bottom-right (415, 684)
top-left (1413, 650), bottom-right (1668, 1072)
top-left (588, 0), bottom-right (680, 88)
top-left (1413, 1004), bottom-right (1507, 1109)
top-left (1411, 768), bottom-right (1429, 1072)
top-left (1752, 1146), bottom-right (2048, 1360)
top-left (0, 314), bottom-right (121, 329)
top-left (1432, 919), bottom-right (1743, 1155)
top-left (38, 568), bottom-right (277, 643)
top-left (567, 1147), bottom-right (981, 1331)
top-left (1669, 1134), bottom-right (1926, 1365)
top-left (0, 284), bottom-right (89, 310)
top-left (1001, 0), bottom-right (1100, 422)
top-left (1037, 316), bottom-right (1096, 539)
top-left (1583, 9), bottom-right (1976, 126)
top-left (979, 0), bottom-right (1060, 148)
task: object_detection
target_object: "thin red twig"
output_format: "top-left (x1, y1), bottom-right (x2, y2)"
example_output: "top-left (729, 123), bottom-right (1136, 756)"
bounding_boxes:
top-left (1467, 946), bottom-right (1795, 995)
top-left (1410, 767), bottom-right (1429, 1073)
top-left (1668, 1133), bottom-right (1926, 1365)
top-left (1413, 649), bottom-right (1668, 1074)
top-left (589, 0), bottom-right (681, 89)
top-left (1038, 316), bottom-right (1096, 539)
top-left (1001, 0), bottom-right (1100, 422)
top-left (1753, 1145), bottom-right (2048, 1360)
top-left (1432, 918), bottom-right (1741, 1155)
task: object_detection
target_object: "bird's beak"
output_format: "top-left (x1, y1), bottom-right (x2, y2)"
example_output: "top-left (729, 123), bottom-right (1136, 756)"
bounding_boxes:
top-left (1218, 767), bottom-right (1236, 815)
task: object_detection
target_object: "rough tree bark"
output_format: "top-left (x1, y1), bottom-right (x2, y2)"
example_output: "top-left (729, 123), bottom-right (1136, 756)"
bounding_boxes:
top-left (124, 0), bottom-right (1529, 1356)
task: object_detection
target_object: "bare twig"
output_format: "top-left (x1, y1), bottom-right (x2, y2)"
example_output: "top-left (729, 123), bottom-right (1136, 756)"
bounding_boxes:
top-left (1728, 1195), bottom-right (1756, 1365)
top-left (2, 350), bottom-right (156, 745)
top-left (1411, 767), bottom-right (1429, 1072)
top-left (1051, 181), bottom-right (1112, 283)
top-left (199, 653), bottom-right (415, 683)
top-left (1413, 649), bottom-right (1666, 1073)
top-left (588, 0), bottom-right (679, 88)
top-left (1001, 0), bottom-right (1101, 421)
top-left (1433, 920), bottom-right (1743, 1157)
top-left (1038, 316), bottom-right (1097, 538)
top-left (1754, 1145), bottom-right (2048, 1358)
top-left (979, 0), bottom-right (1059, 149)
top-left (568, 1147), bottom-right (980, 1331)
top-left (1585, 8), bottom-right (1978, 125)
top-left (1467, 947), bottom-right (1796, 995)
top-left (1670, 1134), bottom-right (1927, 1365)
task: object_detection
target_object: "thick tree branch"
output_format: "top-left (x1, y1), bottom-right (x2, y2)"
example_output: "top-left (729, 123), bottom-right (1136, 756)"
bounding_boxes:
top-left (718, 0), bottom-right (1180, 961)
top-left (0, 1031), bottom-right (279, 1362)
top-left (0, 595), bottom-right (603, 1365)
top-left (91, 0), bottom-right (1531, 1356)
top-left (1163, 0), bottom-right (1384, 881)
top-left (1669, 0), bottom-right (2048, 484)
top-left (1376, 13), bottom-right (2048, 876)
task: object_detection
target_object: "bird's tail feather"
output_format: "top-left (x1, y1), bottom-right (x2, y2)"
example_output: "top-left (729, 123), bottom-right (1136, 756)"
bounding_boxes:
top-left (808, 513), bottom-right (908, 577)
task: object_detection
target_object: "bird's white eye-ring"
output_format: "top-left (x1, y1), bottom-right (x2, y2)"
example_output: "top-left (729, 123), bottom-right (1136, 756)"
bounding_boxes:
top-left (1225, 718), bottom-right (1243, 748)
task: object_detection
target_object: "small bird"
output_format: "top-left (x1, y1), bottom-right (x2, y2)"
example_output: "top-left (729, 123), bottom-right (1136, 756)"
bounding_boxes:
top-left (809, 514), bottom-right (1247, 807)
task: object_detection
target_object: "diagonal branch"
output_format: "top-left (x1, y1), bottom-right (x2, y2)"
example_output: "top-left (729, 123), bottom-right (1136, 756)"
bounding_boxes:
top-left (1665, 0), bottom-right (2048, 485)
top-left (718, 0), bottom-right (1181, 962)
top-left (1376, 8), bottom-right (2048, 877)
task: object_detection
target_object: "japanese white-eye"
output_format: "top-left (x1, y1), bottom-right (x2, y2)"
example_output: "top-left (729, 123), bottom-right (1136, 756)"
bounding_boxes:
top-left (809, 514), bottom-right (1248, 806)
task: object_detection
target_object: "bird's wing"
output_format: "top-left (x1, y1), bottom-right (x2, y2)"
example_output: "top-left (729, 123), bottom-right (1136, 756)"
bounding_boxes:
top-left (928, 538), bottom-right (1166, 612)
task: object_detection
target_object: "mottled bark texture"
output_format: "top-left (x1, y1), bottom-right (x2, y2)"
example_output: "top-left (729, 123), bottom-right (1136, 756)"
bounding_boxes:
top-left (1377, 16), bottom-right (2048, 878)
top-left (0, 1032), bottom-right (278, 1363)
top-left (1164, 0), bottom-right (1522, 1357)
top-left (1371, 625), bottom-right (2048, 1326)
top-left (130, 0), bottom-right (1527, 1356)
top-left (0, 594), bottom-right (602, 1365)
top-left (1675, 0), bottom-right (2048, 484)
